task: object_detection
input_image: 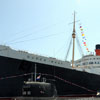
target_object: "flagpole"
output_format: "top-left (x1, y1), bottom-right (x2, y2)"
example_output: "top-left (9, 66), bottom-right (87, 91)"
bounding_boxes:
top-left (34, 64), bottom-right (37, 82)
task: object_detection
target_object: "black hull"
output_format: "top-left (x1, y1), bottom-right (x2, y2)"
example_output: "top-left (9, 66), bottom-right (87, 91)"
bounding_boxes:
top-left (0, 55), bottom-right (100, 97)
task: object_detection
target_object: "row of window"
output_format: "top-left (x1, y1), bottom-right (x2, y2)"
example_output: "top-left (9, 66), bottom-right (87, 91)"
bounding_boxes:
top-left (23, 91), bottom-right (31, 95)
top-left (77, 57), bottom-right (100, 63)
top-left (27, 55), bottom-right (63, 65)
top-left (82, 61), bottom-right (100, 65)
top-left (89, 62), bottom-right (100, 64)
top-left (83, 57), bottom-right (100, 61)
top-left (76, 61), bottom-right (100, 66)
top-left (89, 58), bottom-right (100, 60)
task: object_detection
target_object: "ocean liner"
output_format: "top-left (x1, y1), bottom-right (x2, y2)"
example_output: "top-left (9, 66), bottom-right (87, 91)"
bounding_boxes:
top-left (0, 12), bottom-right (100, 99)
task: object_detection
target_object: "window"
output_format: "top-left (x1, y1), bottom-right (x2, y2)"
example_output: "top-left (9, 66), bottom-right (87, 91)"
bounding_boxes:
top-left (36, 57), bottom-right (38, 60)
top-left (27, 91), bottom-right (31, 95)
top-left (40, 58), bottom-right (42, 61)
top-left (44, 59), bottom-right (46, 61)
top-left (23, 91), bottom-right (26, 95)
top-left (61, 62), bottom-right (63, 64)
top-left (58, 62), bottom-right (60, 64)
top-left (51, 61), bottom-right (53, 63)
top-left (83, 63), bottom-right (85, 65)
top-left (89, 62), bottom-right (93, 64)
top-left (27, 56), bottom-right (30, 58)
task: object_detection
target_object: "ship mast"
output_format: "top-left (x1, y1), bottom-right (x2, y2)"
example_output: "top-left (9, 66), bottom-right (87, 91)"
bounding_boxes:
top-left (72, 12), bottom-right (76, 68)
top-left (34, 64), bottom-right (37, 82)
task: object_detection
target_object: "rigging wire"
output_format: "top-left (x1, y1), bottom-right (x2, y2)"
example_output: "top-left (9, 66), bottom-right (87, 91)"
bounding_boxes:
top-left (54, 39), bottom-right (68, 59)
top-left (65, 35), bottom-right (72, 61)
top-left (5, 18), bottom-right (68, 44)
top-left (8, 32), bottom-right (65, 45)
top-left (64, 32), bottom-right (84, 61)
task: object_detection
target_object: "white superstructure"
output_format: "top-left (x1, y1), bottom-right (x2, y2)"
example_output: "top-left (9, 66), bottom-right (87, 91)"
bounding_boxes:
top-left (0, 45), bottom-right (71, 69)
top-left (74, 44), bottom-right (100, 75)
top-left (74, 54), bottom-right (100, 75)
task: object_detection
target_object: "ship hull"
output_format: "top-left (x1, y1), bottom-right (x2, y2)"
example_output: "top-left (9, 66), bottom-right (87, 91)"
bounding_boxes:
top-left (0, 55), bottom-right (100, 97)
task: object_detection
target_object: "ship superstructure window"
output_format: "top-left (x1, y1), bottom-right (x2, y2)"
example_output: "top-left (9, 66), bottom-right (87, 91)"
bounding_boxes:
top-left (82, 62), bottom-right (88, 65)
top-left (36, 57), bottom-right (38, 60)
top-left (83, 63), bottom-right (85, 65)
top-left (44, 59), bottom-right (46, 61)
top-left (58, 62), bottom-right (60, 64)
top-left (51, 61), bottom-right (53, 63)
top-left (27, 91), bottom-right (31, 95)
top-left (27, 55), bottom-right (30, 58)
top-left (40, 58), bottom-right (42, 61)
top-left (89, 62), bottom-right (93, 64)
top-left (23, 91), bottom-right (26, 95)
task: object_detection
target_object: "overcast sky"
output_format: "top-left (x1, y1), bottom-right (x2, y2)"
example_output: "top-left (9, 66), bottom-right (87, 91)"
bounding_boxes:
top-left (0, 0), bottom-right (100, 61)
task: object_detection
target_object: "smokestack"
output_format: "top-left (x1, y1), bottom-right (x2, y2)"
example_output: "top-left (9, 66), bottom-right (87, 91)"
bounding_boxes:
top-left (95, 44), bottom-right (100, 56)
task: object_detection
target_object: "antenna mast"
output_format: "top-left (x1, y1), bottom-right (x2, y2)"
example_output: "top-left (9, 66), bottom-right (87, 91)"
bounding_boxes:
top-left (34, 64), bottom-right (37, 82)
top-left (72, 12), bottom-right (76, 68)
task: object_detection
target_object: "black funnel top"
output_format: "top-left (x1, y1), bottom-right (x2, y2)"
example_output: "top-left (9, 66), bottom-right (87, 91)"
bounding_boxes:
top-left (96, 44), bottom-right (100, 49)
